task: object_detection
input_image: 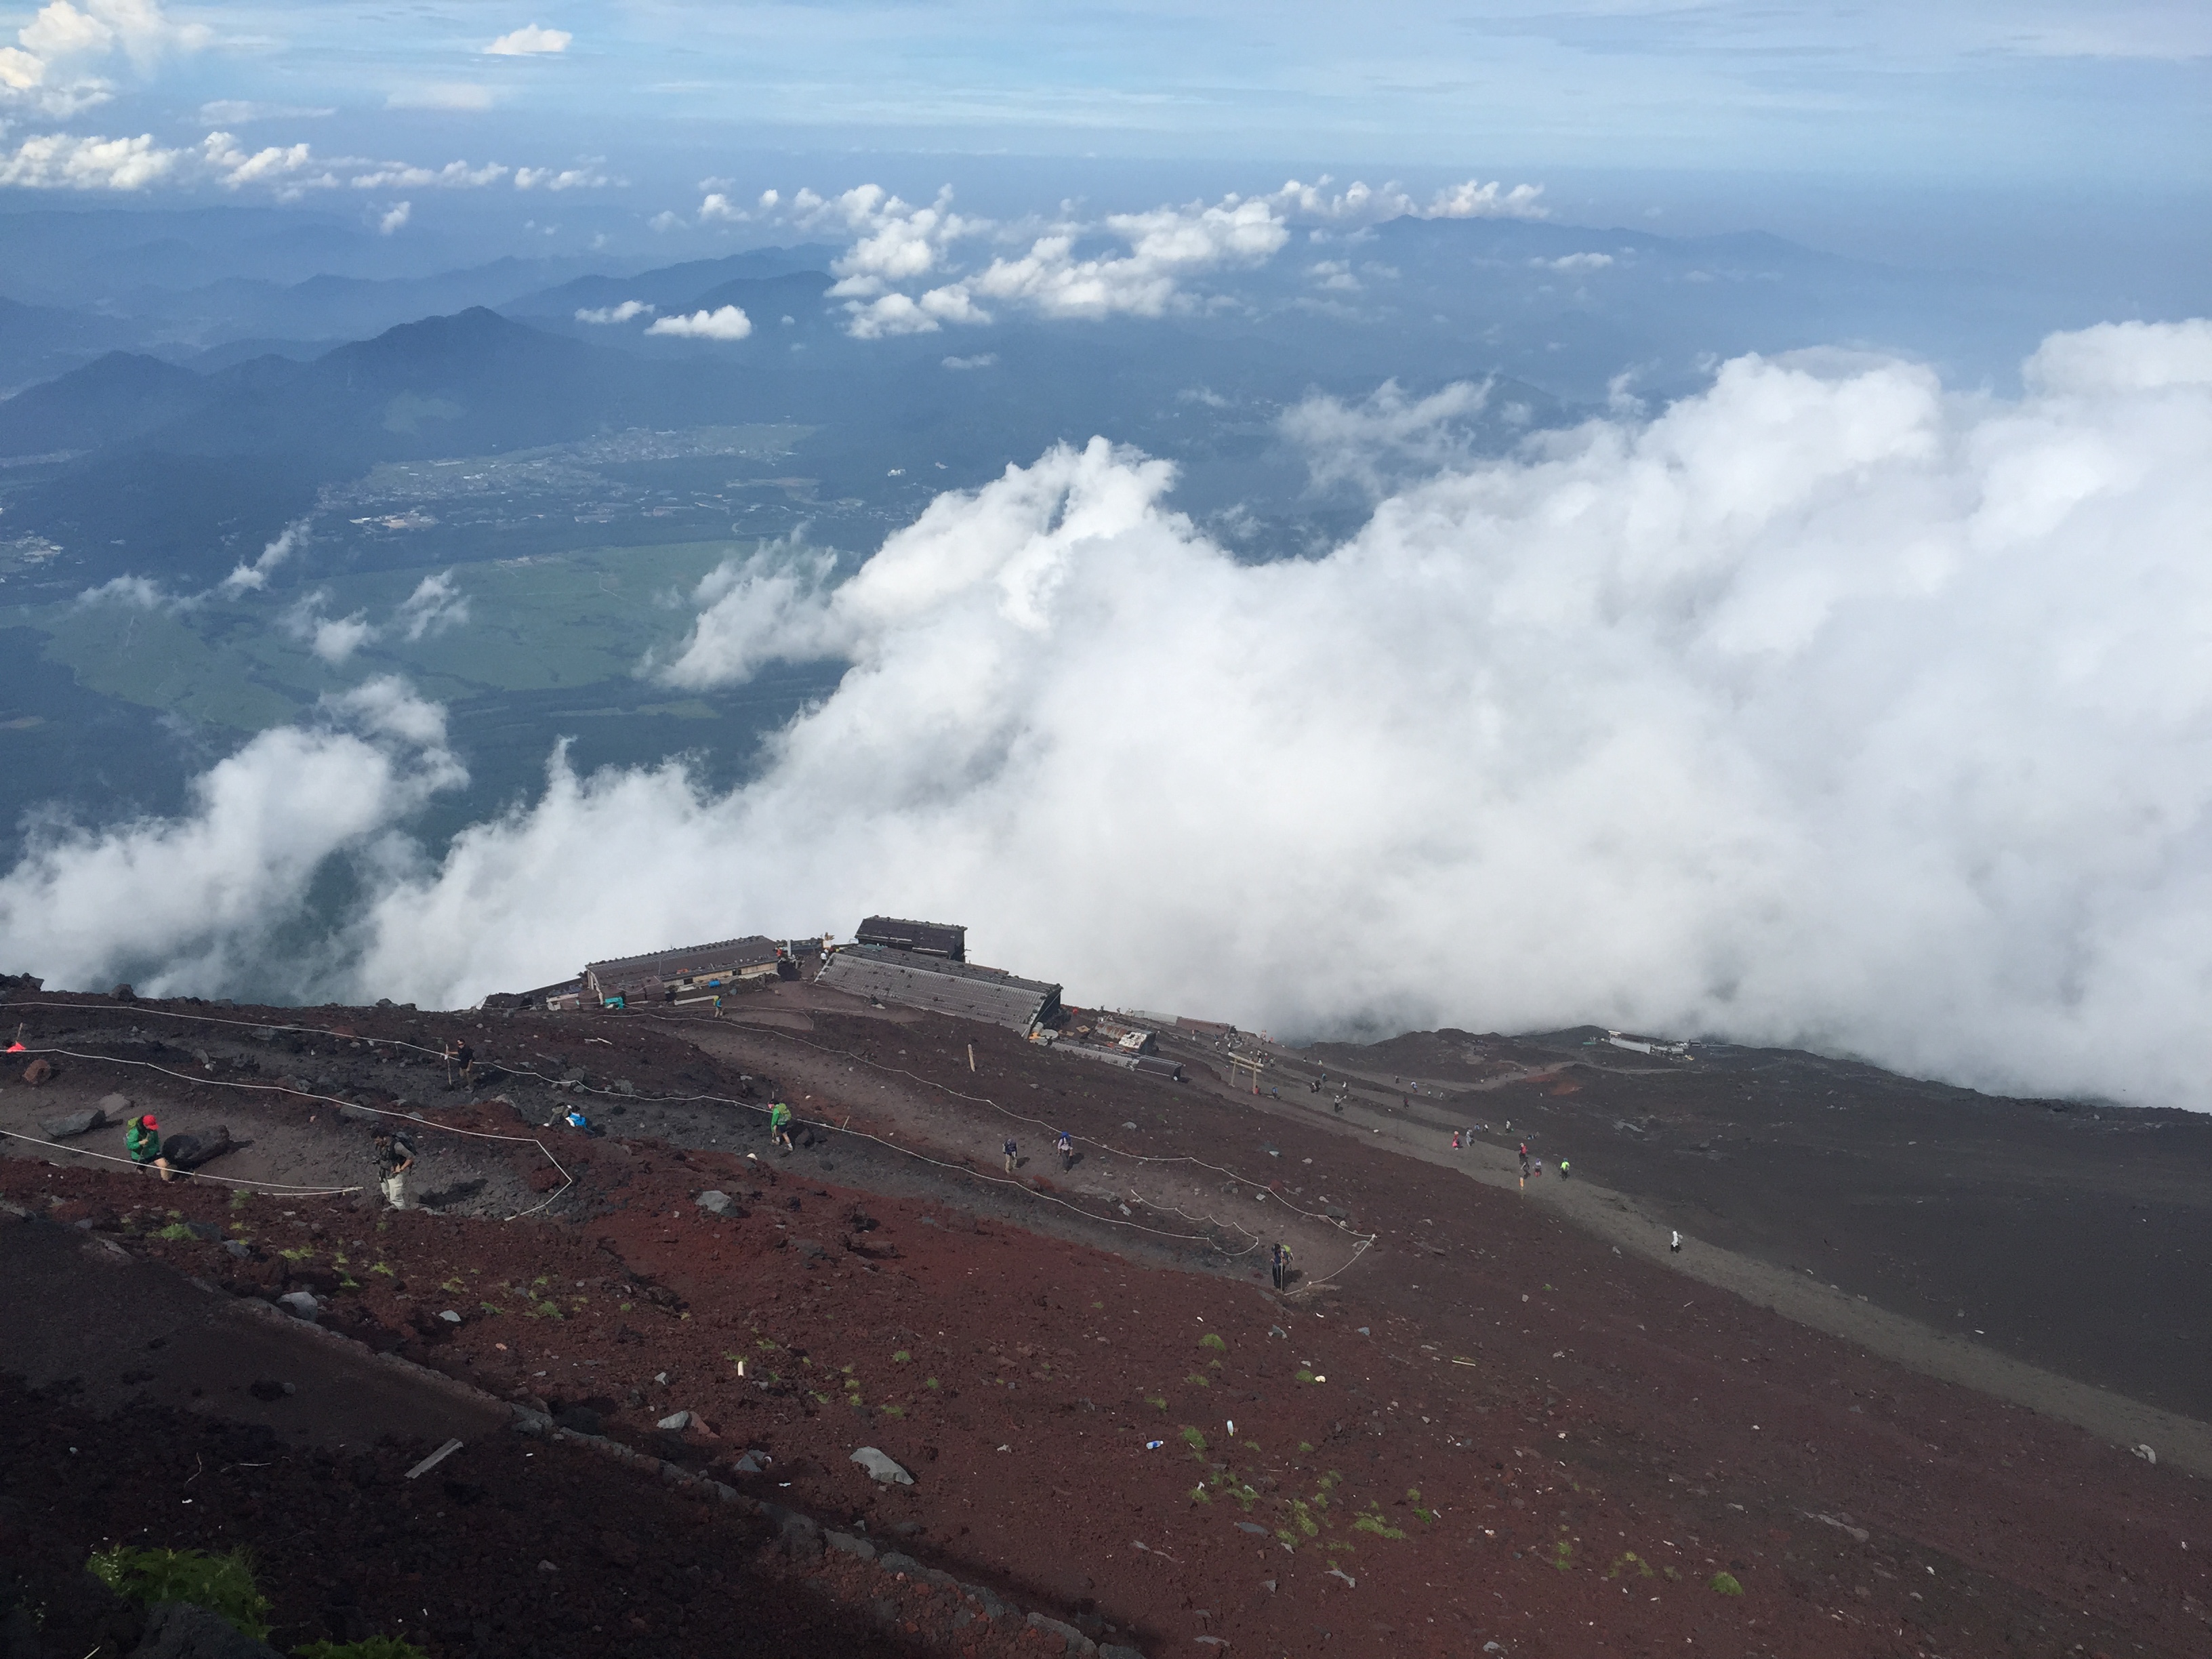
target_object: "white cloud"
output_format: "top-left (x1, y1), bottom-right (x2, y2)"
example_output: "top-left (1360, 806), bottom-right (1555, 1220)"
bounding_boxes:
top-left (645, 304), bottom-right (752, 341)
top-left (350, 157), bottom-right (508, 189)
top-left (942, 353), bottom-right (997, 370)
top-left (1279, 379), bottom-right (1494, 497)
top-left (485, 23), bottom-right (571, 56)
top-left (377, 199), bottom-right (411, 234)
top-left (0, 129), bottom-right (176, 188)
top-left (797, 186), bottom-right (1289, 337)
top-left (396, 571), bottom-right (469, 640)
top-left (1536, 251), bottom-right (1615, 272)
top-left (197, 99), bottom-right (333, 124)
top-left (3, 0), bottom-right (205, 115)
top-left (219, 519), bottom-right (306, 596)
top-left (515, 163), bottom-right (613, 190)
top-left (575, 299), bottom-right (652, 325)
top-left (386, 83), bottom-right (496, 111)
top-left (1270, 175), bottom-right (1549, 226)
top-left (966, 195), bottom-right (1288, 322)
top-left (0, 680), bottom-right (463, 998)
top-left (14, 321), bottom-right (2212, 1116)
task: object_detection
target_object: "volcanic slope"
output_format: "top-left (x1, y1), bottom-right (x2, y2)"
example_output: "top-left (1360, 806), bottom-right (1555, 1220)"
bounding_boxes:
top-left (0, 985), bottom-right (2207, 1659)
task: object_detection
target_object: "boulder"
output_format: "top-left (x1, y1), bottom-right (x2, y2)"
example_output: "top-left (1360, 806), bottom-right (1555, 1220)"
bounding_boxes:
top-left (129, 1602), bottom-right (283, 1659)
top-left (276, 1291), bottom-right (320, 1319)
top-left (657, 1410), bottom-right (694, 1431)
top-left (20, 1058), bottom-right (55, 1086)
top-left (694, 1190), bottom-right (736, 1216)
top-left (102, 1091), bottom-right (134, 1115)
top-left (849, 1446), bottom-right (914, 1486)
top-left (39, 1107), bottom-right (107, 1140)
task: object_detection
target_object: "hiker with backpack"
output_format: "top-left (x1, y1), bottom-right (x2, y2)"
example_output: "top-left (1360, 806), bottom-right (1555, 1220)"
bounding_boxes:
top-left (125, 1113), bottom-right (174, 1183)
top-left (372, 1126), bottom-right (416, 1209)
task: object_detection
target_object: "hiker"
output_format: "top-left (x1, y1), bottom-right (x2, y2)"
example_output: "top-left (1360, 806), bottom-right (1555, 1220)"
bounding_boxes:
top-left (563, 1105), bottom-right (605, 1137)
top-left (1271, 1240), bottom-right (1292, 1291)
top-left (372, 1127), bottom-right (416, 1210)
top-left (1451, 1129), bottom-right (1462, 1150)
top-left (443, 1038), bottom-right (474, 1090)
top-left (1003, 1136), bottom-right (1018, 1175)
top-left (712, 994), bottom-right (724, 1018)
top-left (769, 1100), bottom-right (795, 1153)
top-left (125, 1113), bottom-right (173, 1183)
top-left (1670, 1230), bottom-right (1682, 1254)
top-left (1559, 1159), bottom-right (1571, 1181)
top-left (1057, 1130), bottom-right (1074, 1172)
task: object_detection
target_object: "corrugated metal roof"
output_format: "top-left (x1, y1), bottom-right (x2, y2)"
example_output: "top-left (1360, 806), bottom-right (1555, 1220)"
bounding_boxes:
top-left (855, 916), bottom-right (967, 960)
top-left (586, 935), bottom-right (780, 989)
top-left (817, 945), bottom-right (1059, 1031)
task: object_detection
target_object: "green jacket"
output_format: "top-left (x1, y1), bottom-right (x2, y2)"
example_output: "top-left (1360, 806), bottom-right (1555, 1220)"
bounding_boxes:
top-left (769, 1102), bottom-right (792, 1130)
top-left (125, 1120), bottom-right (162, 1162)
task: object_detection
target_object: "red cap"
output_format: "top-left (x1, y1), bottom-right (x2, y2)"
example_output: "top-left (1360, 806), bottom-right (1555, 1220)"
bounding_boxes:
top-left (141, 1115), bottom-right (159, 1128)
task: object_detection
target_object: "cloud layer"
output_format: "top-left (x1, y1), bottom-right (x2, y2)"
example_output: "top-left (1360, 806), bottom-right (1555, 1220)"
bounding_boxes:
top-left (9, 321), bottom-right (2212, 1113)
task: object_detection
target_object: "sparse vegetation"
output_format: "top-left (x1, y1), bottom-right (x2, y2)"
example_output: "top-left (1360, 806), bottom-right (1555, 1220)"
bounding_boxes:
top-left (1709, 1572), bottom-right (1744, 1596)
top-left (296, 1638), bottom-right (430, 1659)
top-left (87, 1547), bottom-right (270, 1639)
top-left (1197, 1332), bottom-right (1226, 1351)
top-left (1181, 1426), bottom-right (1208, 1451)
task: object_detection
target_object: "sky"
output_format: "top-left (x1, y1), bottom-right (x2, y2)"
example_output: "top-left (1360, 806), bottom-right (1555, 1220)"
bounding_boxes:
top-left (0, 3), bottom-right (2204, 232)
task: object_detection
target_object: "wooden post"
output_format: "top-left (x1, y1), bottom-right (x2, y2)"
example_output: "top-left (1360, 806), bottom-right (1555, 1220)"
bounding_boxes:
top-left (967, 1044), bottom-right (976, 1072)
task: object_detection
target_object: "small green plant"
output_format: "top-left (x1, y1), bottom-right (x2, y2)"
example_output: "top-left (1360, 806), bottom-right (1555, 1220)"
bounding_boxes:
top-left (295, 1638), bottom-right (431, 1659)
top-left (155, 1223), bottom-right (196, 1242)
top-left (87, 1547), bottom-right (270, 1639)
top-left (531, 1300), bottom-right (562, 1319)
top-left (1297, 1440), bottom-right (1315, 1454)
top-left (1197, 1332), bottom-right (1227, 1352)
top-left (228, 1191), bottom-right (251, 1211)
top-left (1144, 1395), bottom-right (1166, 1411)
top-left (924, 1377), bottom-right (940, 1390)
top-left (1180, 1426), bottom-right (1208, 1452)
top-left (1605, 1551), bottom-right (1654, 1580)
top-left (478, 1303), bottom-right (502, 1317)
top-left (1185, 1373), bottom-right (1210, 1387)
top-left (1189, 1484), bottom-right (1210, 1503)
top-left (756, 1336), bottom-right (780, 1350)
top-left (880, 1404), bottom-right (905, 1418)
top-left (369, 1263), bottom-right (396, 1277)
top-left (278, 1246), bottom-right (314, 1263)
top-left (893, 1349), bottom-right (912, 1364)
top-left (1549, 1540), bottom-right (1574, 1571)
top-left (440, 1277), bottom-right (465, 1292)
top-left (1353, 1513), bottom-right (1407, 1541)
top-left (1709, 1572), bottom-right (1744, 1597)
top-left (1294, 1369), bottom-right (1317, 1384)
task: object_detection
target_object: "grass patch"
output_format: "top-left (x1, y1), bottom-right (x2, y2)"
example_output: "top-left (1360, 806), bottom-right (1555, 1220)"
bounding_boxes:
top-left (1180, 1426), bottom-right (1208, 1452)
top-left (1185, 1374), bottom-right (1210, 1388)
top-left (1197, 1332), bottom-right (1227, 1352)
top-left (880, 1404), bottom-right (905, 1419)
top-left (1352, 1514), bottom-right (1407, 1541)
top-left (924, 1378), bottom-right (940, 1391)
top-left (1145, 1395), bottom-right (1167, 1411)
top-left (893, 1349), bottom-right (912, 1364)
top-left (531, 1301), bottom-right (563, 1319)
top-left (154, 1223), bottom-right (196, 1242)
top-left (87, 1547), bottom-right (270, 1639)
top-left (1709, 1572), bottom-right (1744, 1597)
top-left (1294, 1369), bottom-right (1317, 1384)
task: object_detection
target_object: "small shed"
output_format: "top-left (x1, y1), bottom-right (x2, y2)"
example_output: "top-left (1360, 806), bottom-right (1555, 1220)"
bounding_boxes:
top-left (855, 916), bottom-right (967, 962)
top-left (818, 944), bottom-right (1059, 1031)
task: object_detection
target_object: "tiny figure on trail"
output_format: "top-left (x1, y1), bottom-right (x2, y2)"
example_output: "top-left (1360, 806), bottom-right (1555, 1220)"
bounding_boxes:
top-left (712, 995), bottom-right (724, 1019)
top-left (1057, 1130), bottom-right (1073, 1172)
top-left (373, 1126), bottom-right (417, 1210)
top-left (1003, 1136), bottom-right (1019, 1175)
top-left (563, 1105), bottom-right (605, 1137)
top-left (1518, 1145), bottom-right (1531, 1189)
top-left (1271, 1240), bottom-right (1292, 1292)
top-left (769, 1100), bottom-right (795, 1153)
top-left (1559, 1159), bottom-right (1571, 1181)
top-left (443, 1039), bottom-right (475, 1090)
top-left (1451, 1130), bottom-right (1462, 1150)
top-left (1670, 1230), bottom-right (1682, 1254)
top-left (125, 1113), bottom-right (173, 1184)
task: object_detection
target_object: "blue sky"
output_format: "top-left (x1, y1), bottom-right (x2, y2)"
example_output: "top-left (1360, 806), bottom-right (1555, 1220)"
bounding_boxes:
top-left (0, 2), bottom-right (2205, 284)
top-left (3, 3), bottom-right (2205, 177)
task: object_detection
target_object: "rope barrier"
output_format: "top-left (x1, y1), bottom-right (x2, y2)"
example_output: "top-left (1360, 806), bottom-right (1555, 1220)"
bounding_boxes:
top-left (5, 996), bottom-right (1378, 1277)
